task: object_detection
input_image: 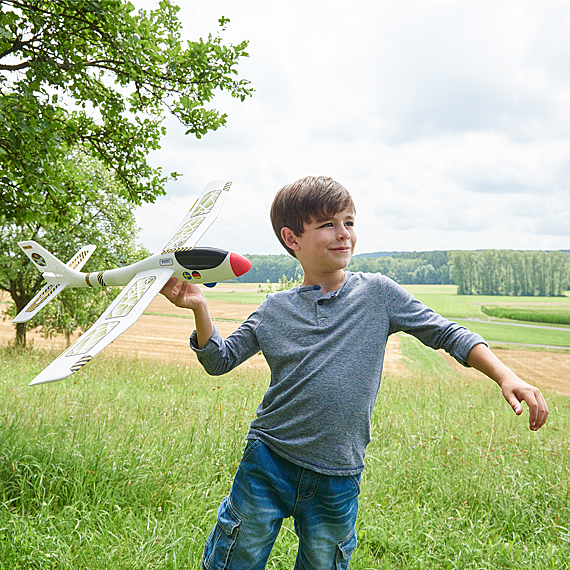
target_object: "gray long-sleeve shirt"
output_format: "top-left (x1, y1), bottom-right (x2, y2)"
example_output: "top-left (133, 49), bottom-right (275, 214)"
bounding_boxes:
top-left (191, 272), bottom-right (486, 476)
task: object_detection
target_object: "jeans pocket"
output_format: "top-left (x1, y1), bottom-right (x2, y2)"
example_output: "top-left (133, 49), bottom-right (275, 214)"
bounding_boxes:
top-left (335, 528), bottom-right (357, 570)
top-left (350, 474), bottom-right (362, 496)
top-left (202, 496), bottom-right (242, 570)
top-left (240, 438), bottom-right (262, 464)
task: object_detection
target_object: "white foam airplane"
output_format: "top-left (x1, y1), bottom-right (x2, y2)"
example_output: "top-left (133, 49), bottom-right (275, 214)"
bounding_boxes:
top-left (13, 180), bottom-right (252, 386)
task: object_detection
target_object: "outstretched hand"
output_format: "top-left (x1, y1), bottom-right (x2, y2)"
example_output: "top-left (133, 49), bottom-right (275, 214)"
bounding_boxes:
top-left (160, 277), bottom-right (206, 311)
top-left (466, 343), bottom-right (549, 431)
top-left (500, 375), bottom-right (549, 431)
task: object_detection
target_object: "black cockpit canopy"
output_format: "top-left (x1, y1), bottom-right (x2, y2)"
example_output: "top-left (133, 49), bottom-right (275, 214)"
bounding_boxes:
top-left (174, 247), bottom-right (228, 270)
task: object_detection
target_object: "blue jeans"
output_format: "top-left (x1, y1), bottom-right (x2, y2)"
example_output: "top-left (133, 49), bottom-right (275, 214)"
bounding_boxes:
top-left (202, 439), bottom-right (361, 570)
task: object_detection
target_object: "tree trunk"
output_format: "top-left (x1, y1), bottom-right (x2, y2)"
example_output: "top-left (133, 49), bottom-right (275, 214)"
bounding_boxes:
top-left (15, 321), bottom-right (27, 347)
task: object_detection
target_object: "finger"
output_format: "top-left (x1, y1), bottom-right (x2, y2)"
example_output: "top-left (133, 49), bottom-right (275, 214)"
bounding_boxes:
top-left (523, 388), bottom-right (548, 431)
top-left (533, 392), bottom-right (549, 430)
top-left (160, 277), bottom-right (178, 303)
top-left (174, 280), bottom-right (191, 307)
top-left (160, 277), bottom-right (178, 297)
top-left (505, 392), bottom-right (523, 416)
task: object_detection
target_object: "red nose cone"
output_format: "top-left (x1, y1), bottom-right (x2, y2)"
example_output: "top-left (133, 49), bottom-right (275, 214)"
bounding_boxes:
top-left (230, 253), bottom-right (252, 277)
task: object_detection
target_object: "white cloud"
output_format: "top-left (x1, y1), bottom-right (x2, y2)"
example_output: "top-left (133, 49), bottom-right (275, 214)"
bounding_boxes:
top-left (133, 0), bottom-right (570, 255)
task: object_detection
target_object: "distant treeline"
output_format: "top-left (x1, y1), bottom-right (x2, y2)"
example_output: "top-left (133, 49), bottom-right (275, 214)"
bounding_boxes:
top-left (235, 249), bottom-right (570, 295)
top-left (234, 255), bottom-right (304, 284)
top-left (235, 251), bottom-right (451, 285)
top-left (348, 251), bottom-right (452, 285)
top-left (449, 250), bottom-right (570, 296)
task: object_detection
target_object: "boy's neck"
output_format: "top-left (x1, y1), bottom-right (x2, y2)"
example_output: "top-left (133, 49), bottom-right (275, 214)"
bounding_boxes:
top-left (301, 269), bottom-right (347, 294)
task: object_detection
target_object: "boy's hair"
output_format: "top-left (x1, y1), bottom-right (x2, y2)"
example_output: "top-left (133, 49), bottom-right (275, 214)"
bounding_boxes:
top-left (270, 176), bottom-right (355, 257)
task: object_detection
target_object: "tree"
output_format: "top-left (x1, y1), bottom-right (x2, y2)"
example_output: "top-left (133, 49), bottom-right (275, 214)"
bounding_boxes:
top-left (448, 250), bottom-right (570, 296)
top-left (0, 0), bottom-right (252, 226)
top-left (0, 151), bottom-right (148, 346)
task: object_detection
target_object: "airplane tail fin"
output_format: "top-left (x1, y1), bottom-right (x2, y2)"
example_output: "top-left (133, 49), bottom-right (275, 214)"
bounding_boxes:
top-left (12, 242), bottom-right (96, 323)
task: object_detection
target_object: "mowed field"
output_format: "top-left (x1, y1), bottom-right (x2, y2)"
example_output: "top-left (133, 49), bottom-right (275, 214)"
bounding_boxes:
top-left (1, 284), bottom-right (570, 396)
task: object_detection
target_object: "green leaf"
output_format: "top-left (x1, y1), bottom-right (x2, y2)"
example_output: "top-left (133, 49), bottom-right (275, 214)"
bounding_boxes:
top-left (0, 0), bottom-right (252, 227)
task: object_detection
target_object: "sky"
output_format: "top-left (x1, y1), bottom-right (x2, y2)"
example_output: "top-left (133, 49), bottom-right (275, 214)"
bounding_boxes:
top-left (133, 0), bottom-right (570, 256)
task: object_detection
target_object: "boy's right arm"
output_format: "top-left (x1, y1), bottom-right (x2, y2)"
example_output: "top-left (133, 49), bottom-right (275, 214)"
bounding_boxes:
top-left (160, 277), bottom-right (214, 349)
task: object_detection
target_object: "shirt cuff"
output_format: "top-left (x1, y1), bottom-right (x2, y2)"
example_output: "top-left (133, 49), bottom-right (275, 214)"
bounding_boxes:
top-left (454, 337), bottom-right (488, 367)
top-left (189, 325), bottom-right (223, 353)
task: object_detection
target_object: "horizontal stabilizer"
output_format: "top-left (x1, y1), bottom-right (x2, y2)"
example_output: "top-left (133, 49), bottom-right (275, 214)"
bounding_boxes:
top-left (12, 244), bottom-right (97, 324)
top-left (12, 282), bottom-right (68, 323)
top-left (65, 244), bottom-right (97, 272)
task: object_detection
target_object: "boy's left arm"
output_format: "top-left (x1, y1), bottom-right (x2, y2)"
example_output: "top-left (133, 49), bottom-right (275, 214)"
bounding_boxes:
top-left (466, 343), bottom-right (549, 431)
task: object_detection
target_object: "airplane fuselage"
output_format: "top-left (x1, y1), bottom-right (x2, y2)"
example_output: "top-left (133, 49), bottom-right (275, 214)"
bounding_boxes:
top-left (42, 247), bottom-right (251, 288)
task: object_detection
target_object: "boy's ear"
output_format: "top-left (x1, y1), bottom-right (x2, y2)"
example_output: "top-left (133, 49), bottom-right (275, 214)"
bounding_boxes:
top-left (281, 227), bottom-right (301, 252)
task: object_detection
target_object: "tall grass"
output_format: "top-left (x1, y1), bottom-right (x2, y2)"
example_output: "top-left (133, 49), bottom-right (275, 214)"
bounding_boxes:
top-left (0, 345), bottom-right (569, 569)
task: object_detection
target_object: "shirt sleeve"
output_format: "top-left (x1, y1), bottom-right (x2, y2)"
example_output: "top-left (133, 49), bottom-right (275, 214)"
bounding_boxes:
top-left (189, 303), bottom-right (264, 376)
top-left (382, 276), bottom-right (487, 366)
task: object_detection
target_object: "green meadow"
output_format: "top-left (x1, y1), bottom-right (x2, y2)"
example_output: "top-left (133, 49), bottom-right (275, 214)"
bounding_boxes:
top-left (2, 283), bottom-right (570, 568)
top-left (204, 283), bottom-right (570, 348)
top-left (405, 285), bottom-right (570, 349)
top-left (0, 343), bottom-right (569, 569)
top-left (402, 285), bottom-right (570, 319)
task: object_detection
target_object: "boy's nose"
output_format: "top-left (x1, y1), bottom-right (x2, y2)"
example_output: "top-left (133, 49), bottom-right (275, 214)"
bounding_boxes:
top-left (338, 227), bottom-right (350, 240)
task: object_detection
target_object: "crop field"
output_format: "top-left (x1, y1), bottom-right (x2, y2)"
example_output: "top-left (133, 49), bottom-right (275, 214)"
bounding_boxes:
top-left (1, 344), bottom-right (569, 569)
top-left (481, 305), bottom-right (570, 326)
top-left (401, 285), bottom-right (570, 349)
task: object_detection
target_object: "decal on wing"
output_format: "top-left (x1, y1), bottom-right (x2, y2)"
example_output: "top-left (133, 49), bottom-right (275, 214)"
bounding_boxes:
top-left (107, 276), bottom-right (156, 318)
top-left (28, 267), bottom-right (175, 386)
top-left (159, 180), bottom-right (231, 254)
top-left (191, 190), bottom-right (221, 217)
top-left (161, 217), bottom-right (205, 253)
top-left (64, 321), bottom-right (120, 357)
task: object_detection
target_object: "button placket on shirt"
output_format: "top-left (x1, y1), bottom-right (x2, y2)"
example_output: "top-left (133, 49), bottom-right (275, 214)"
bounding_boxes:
top-left (316, 292), bottom-right (339, 328)
top-left (316, 298), bottom-right (328, 327)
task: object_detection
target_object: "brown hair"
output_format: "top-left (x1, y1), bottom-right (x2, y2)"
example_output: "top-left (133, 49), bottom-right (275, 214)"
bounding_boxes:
top-left (270, 176), bottom-right (355, 257)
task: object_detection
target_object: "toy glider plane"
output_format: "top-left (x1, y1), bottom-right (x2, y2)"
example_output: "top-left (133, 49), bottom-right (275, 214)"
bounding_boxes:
top-left (13, 180), bottom-right (251, 386)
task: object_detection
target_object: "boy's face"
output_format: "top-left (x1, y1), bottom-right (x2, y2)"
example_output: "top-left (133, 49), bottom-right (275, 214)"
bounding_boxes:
top-left (288, 208), bottom-right (357, 273)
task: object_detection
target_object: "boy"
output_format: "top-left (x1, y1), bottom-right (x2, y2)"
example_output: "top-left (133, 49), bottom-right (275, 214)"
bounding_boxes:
top-left (161, 176), bottom-right (549, 570)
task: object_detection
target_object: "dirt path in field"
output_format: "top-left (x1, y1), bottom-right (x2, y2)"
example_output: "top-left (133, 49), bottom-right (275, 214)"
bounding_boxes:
top-left (1, 289), bottom-right (568, 396)
top-left (439, 349), bottom-right (570, 397)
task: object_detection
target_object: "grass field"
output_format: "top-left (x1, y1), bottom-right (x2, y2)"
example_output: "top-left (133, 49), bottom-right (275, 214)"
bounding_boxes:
top-left (204, 283), bottom-right (570, 320)
top-left (403, 285), bottom-right (570, 320)
top-left (405, 285), bottom-right (570, 348)
top-left (202, 284), bottom-right (570, 348)
top-left (1, 346), bottom-right (569, 569)
top-left (444, 320), bottom-right (570, 348)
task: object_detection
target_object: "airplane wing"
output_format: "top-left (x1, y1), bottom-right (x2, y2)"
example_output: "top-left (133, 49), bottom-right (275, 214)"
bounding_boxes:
top-left (29, 266), bottom-right (174, 386)
top-left (159, 180), bottom-right (232, 254)
top-left (13, 245), bottom-right (97, 323)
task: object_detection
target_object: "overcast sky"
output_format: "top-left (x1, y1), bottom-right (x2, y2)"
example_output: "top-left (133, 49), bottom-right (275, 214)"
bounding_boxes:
top-left (133, 0), bottom-right (570, 256)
